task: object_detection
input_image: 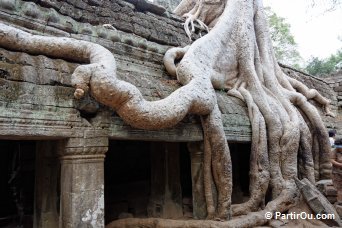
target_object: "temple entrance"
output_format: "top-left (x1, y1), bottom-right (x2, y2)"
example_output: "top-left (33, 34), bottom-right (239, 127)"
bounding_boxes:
top-left (104, 140), bottom-right (193, 224)
top-left (0, 140), bottom-right (60, 228)
top-left (0, 141), bottom-right (36, 228)
top-left (104, 140), bottom-right (251, 223)
top-left (230, 143), bottom-right (251, 204)
top-left (104, 140), bottom-right (152, 223)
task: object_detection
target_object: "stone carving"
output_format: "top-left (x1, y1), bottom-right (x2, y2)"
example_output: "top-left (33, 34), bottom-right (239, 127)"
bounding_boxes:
top-left (0, 0), bottom-right (339, 227)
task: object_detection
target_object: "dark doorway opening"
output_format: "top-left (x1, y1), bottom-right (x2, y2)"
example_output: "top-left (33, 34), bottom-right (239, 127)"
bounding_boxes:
top-left (0, 140), bottom-right (36, 228)
top-left (230, 143), bottom-right (251, 204)
top-left (105, 141), bottom-right (194, 223)
top-left (105, 140), bottom-right (151, 224)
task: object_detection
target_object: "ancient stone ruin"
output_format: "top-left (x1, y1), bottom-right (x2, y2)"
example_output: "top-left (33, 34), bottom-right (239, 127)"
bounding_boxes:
top-left (0, 0), bottom-right (341, 227)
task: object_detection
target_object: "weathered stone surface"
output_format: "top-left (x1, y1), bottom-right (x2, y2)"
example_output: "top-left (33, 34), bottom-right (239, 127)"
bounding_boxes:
top-left (28, 0), bottom-right (189, 46)
top-left (324, 73), bottom-right (342, 138)
top-left (125, 0), bottom-right (166, 15)
top-left (34, 141), bottom-right (59, 228)
top-left (316, 179), bottom-right (333, 192)
top-left (187, 142), bottom-right (207, 219)
top-left (59, 138), bottom-right (108, 228)
top-left (154, 0), bottom-right (181, 11)
top-left (334, 86), bottom-right (342, 92)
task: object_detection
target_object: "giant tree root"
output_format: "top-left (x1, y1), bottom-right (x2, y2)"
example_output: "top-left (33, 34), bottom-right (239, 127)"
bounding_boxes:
top-left (0, 23), bottom-right (216, 130)
top-left (162, 0), bottom-right (335, 226)
top-left (107, 186), bottom-right (300, 228)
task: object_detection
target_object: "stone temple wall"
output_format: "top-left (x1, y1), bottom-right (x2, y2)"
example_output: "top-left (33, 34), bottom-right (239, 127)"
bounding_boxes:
top-left (324, 71), bottom-right (342, 138)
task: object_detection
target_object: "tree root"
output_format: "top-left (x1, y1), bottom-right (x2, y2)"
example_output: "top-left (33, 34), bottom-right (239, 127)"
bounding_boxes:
top-left (201, 104), bottom-right (232, 220)
top-left (174, 0), bottom-right (226, 39)
top-left (287, 76), bottom-right (335, 117)
top-left (163, 46), bottom-right (189, 78)
top-left (0, 23), bottom-right (217, 130)
top-left (181, 0), bottom-right (208, 40)
top-left (296, 112), bottom-right (315, 182)
top-left (166, 0), bottom-right (335, 226)
top-left (107, 186), bottom-right (299, 228)
top-left (200, 116), bottom-right (215, 219)
top-left (232, 87), bottom-right (269, 216)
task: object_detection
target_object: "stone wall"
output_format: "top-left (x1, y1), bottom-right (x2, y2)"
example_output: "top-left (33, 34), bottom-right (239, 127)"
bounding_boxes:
top-left (22, 0), bottom-right (189, 46)
top-left (324, 71), bottom-right (342, 138)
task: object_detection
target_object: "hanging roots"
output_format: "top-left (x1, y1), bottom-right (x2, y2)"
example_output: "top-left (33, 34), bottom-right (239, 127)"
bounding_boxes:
top-left (173, 0), bottom-right (226, 40)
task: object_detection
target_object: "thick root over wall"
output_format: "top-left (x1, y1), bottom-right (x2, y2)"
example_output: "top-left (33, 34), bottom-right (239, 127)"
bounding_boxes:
top-left (0, 0), bottom-right (337, 227)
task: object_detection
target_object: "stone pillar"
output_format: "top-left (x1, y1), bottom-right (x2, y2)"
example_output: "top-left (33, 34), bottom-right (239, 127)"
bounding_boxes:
top-left (34, 141), bottom-right (60, 228)
top-left (148, 142), bottom-right (183, 219)
top-left (187, 142), bottom-right (207, 219)
top-left (59, 136), bottom-right (108, 228)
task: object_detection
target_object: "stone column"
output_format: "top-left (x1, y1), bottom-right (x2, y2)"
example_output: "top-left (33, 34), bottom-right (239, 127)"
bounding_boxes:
top-left (59, 136), bottom-right (108, 228)
top-left (187, 142), bottom-right (207, 219)
top-left (34, 141), bottom-right (60, 228)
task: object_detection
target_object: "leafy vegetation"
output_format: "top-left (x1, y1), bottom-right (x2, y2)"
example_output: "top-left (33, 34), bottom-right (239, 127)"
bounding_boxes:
top-left (305, 49), bottom-right (342, 76)
top-left (264, 7), bottom-right (303, 68)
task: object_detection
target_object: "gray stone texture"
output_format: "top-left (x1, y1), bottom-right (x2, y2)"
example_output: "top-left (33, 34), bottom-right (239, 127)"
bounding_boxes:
top-left (153, 0), bottom-right (182, 11)
top-left (59, 138), bottom-right (108, 228)
top-left (34, 141), bottom-right (60, 228)
top-left (324, 71), bottom-right (342, 138)
top-left (187, 142), bottom-right (207, 219)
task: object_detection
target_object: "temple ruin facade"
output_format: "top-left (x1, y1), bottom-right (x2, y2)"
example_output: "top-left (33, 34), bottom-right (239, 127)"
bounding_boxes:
top-left (0, 0), bottom-right (341, 227)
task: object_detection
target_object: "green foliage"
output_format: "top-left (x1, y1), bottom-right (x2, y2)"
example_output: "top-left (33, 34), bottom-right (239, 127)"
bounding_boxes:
top-left (305, 49), bottom-right (342, 76)
top-left (264, 7), bottom-right (303, 68)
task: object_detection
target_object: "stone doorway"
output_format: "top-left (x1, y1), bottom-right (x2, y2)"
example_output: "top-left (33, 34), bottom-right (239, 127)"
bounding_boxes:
top-left (0, 140), bottom-right (60, 228)
top-left (0, 141), bottom-right (36, 228)
top-left (230, 143), bottom-right (251, 204)
top-left (104, 140), bottom-right (193, 224)
top-left (105, 140), bottom-right (152, 224)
